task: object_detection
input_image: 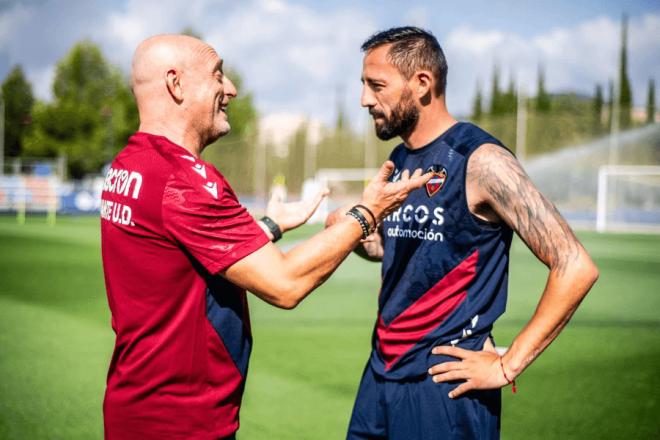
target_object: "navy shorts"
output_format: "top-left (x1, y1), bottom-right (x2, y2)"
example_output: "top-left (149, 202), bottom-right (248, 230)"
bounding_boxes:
top-left (347, 363), bottom-right (501, 439)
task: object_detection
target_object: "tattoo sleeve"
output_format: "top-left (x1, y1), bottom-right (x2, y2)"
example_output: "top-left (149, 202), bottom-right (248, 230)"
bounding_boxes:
top-left (468, 144), bottom-right (581, 275)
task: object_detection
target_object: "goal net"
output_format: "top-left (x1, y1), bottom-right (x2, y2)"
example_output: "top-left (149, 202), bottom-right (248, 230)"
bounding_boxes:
top-left (304, 168), bottom-right (379, 223)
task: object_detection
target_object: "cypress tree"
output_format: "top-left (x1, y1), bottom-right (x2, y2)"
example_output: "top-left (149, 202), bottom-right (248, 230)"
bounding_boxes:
top-left (1, 65), bottom-right (35, 157)
top-left (618, 14), bottom-right (632, 128)
top-left (504, 76), bottom-right (517, 114)
top-left (536, 64), bottom-right (551, 112)
top-left (607, 80), bottom-right (614, 130)
top-left (647, 78), bottom-right (656, 124)
top-left (594, 83), bottom-right (604, 132)
top-left (490, 65), bottom-right (502, 115)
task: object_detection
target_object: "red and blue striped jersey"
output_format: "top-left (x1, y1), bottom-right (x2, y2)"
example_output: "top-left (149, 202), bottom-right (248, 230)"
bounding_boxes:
top-left (370, 122), bottom-right (513, 380)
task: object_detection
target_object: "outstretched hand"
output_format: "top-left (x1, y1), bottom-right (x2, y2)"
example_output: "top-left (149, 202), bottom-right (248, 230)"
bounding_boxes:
top-left (428, 340), bottom-right (510, 399)
top-left (266, 187), bottom-right (329, 233)
top-left (361, 161), bottom-right (432, 220)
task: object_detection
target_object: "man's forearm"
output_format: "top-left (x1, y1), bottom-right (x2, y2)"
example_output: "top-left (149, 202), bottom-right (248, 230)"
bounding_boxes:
top-left (502, 249), bottom-right (599, 378)
top-left (224, 213), bottom-right (367, 309)
top-left (281, 216), bottom-right (365, 300)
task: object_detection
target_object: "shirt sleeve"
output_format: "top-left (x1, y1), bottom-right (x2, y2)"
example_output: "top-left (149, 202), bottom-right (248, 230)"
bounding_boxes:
top-left (161, 171), bottom-right (269, 274)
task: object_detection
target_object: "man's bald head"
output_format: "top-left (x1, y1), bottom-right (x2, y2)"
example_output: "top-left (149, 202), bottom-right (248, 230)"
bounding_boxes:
top-left (131, 34), bottom-right (216, 100)
top-left (130, 34), bottom-right (236, 153)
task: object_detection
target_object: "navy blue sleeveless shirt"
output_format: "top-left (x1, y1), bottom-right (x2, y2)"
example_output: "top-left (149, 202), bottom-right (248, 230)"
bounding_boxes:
top-left (369, 122), bottom-right (514, 380)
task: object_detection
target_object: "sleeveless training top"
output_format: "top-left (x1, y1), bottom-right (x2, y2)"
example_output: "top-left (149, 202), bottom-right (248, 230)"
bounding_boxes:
top-left (369, 122), bottom-right (514, 380)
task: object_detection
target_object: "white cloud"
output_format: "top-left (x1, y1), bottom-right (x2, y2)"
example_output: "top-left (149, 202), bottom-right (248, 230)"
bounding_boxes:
top-left (444, 13), bottom-right (660, 116)
top-left (1, 1), bottom-right (657, 127)
top-left (403, 6), bottom-right (431, 29)
top-left (97, 0), bottom-right (216, 70)
top-left (204, 1), bottom-right (377, 125)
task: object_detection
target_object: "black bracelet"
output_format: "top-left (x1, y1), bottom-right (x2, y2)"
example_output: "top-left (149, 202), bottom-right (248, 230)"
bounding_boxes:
top-left (260, 216), bottom-right (282, 242)
top-left (354, 204), bottom-right (377, 229)
top-left (346, 206), bottom-right (373, 239)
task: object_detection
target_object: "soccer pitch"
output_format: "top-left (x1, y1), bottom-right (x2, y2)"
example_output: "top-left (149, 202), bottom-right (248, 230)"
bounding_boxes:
top-left (0, 216), bottom-right (658, 439)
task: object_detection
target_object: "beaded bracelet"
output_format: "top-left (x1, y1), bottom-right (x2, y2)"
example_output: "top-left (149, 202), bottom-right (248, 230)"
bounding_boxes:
top-left (354, 204), bottom-right (377, 228)
top-left (346, 206), bottom-right (372, 239)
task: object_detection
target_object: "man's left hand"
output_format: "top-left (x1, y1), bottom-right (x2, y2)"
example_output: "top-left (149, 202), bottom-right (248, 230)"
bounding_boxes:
top-left (428, 343), bottom-right (509, 399)
top-left (266, 188), bottom-right (329, 233)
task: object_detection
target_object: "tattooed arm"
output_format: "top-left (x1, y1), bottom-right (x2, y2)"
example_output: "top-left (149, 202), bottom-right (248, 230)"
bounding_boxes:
top-left (429, 143), bottom-right (599, 398)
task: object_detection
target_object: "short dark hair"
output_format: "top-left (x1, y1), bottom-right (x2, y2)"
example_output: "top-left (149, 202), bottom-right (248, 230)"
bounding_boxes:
top-left (361, 26), bottom-right (448, 96)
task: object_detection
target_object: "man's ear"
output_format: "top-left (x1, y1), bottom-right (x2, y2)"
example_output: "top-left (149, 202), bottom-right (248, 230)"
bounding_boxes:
top-left (166, 69), bottom-right (183, 103)
top-left (415, 70), bottom-right (433, 105)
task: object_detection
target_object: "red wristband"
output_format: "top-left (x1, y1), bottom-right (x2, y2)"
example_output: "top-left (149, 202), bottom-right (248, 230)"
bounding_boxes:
top-left (500, 356), bottom-right (517, 394)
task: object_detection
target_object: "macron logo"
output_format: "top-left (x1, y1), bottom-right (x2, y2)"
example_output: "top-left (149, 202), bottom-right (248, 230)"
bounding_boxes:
top-left (180, 154), bottom-right (196, 162)
top-left (192, 163), bottom-right (207, 179)
top-left (203, 181), bottom-right (218, 199)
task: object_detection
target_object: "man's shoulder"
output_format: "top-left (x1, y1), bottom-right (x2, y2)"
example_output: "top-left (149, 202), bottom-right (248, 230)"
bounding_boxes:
top-left (163, 154), bottom-right (229, 202)
top-left (445, 122), bottom-right (506, 156)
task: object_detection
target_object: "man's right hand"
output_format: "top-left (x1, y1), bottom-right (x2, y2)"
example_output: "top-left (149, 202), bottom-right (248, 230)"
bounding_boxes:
top-left (360, 160), bottom-right (431, 221)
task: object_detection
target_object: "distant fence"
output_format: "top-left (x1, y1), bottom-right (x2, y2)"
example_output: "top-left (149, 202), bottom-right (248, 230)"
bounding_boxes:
top-left (2, 124), bottom-right (658, 232)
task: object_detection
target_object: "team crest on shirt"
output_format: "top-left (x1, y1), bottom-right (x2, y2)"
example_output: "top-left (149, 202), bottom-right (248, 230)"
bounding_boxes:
top-left (425, 165), bottom-right (447, 197)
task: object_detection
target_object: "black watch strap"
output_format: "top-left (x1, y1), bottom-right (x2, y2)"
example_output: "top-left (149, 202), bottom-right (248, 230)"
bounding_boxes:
top-left (260, 216), bottom-right (283, 242)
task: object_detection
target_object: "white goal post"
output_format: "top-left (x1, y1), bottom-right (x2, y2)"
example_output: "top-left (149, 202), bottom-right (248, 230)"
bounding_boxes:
top-left (596, 165), bottom-right (660, 233)
top-left (307, 168), bottom-right (380, 223)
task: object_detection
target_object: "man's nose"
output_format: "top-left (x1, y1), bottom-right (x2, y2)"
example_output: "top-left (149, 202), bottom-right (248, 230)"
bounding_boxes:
top-left (223, 76), bottom-right (237, 98)
top-left (360, 85), bottom-right (376, 108)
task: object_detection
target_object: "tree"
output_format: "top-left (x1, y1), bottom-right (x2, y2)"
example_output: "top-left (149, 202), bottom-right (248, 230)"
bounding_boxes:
top-left (618, 14), bottom-right (632, 129)
top-left (1, 65), bottom-right (35, 157)
top-left (607, 79), bottom-right (614, 130)
top-left (536, 64), bottom-right (551, 112)
top-left (501, 76), bottom-right (517, 114)
top-left (223, 68), bottom-right (257, 138)
top-left (471, 80), bottom-right (483, 121)
top-left (489, 65), bottom-right (502, 115)
top-left (23, 40), bottom-right (137, 178)
top-left (593, 83), bottom-right (604, 132)
top-left (647, 78), bottom-right (656, 124)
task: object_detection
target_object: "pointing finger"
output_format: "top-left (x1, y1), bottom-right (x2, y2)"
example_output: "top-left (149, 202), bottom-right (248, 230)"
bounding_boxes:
top-left (374, 160), bottom-right (395, 182)
top-left (303, 189), bottom-right (329, 218)
top-left (406, 172), bottom-right (433, 190)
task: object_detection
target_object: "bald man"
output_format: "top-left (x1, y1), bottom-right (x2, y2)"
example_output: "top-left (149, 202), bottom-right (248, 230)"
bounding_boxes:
top-left (100, 34), bottom-right (431, 439)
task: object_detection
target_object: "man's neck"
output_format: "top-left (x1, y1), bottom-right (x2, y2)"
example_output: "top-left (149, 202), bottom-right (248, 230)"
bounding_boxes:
top-left (401, 103), bottom-right (457, 150)
top-left (138, 120), bottom-right (204, 158)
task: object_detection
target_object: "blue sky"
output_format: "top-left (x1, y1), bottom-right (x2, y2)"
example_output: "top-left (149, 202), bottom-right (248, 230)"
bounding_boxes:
top-left (1, 0), bottom-right (658, 129)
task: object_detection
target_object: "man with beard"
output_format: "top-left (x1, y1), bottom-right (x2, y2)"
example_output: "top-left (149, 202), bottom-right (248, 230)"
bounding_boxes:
top-left (326, 27), bottom-right (599, 439)
top-left (101, 34), bottom-right (432, 439)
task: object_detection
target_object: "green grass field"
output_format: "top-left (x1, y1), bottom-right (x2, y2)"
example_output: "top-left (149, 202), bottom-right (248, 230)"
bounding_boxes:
top-left (0, 216), bottom-right (659, 439)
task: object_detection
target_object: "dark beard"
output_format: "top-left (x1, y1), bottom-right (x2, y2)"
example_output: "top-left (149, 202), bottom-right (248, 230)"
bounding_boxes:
top-left (372, 89), bottom-right (419, 140)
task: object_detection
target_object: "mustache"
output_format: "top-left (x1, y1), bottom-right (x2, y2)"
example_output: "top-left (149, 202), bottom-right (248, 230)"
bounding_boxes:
top-left (369, 109), bottom-right (386, 118)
